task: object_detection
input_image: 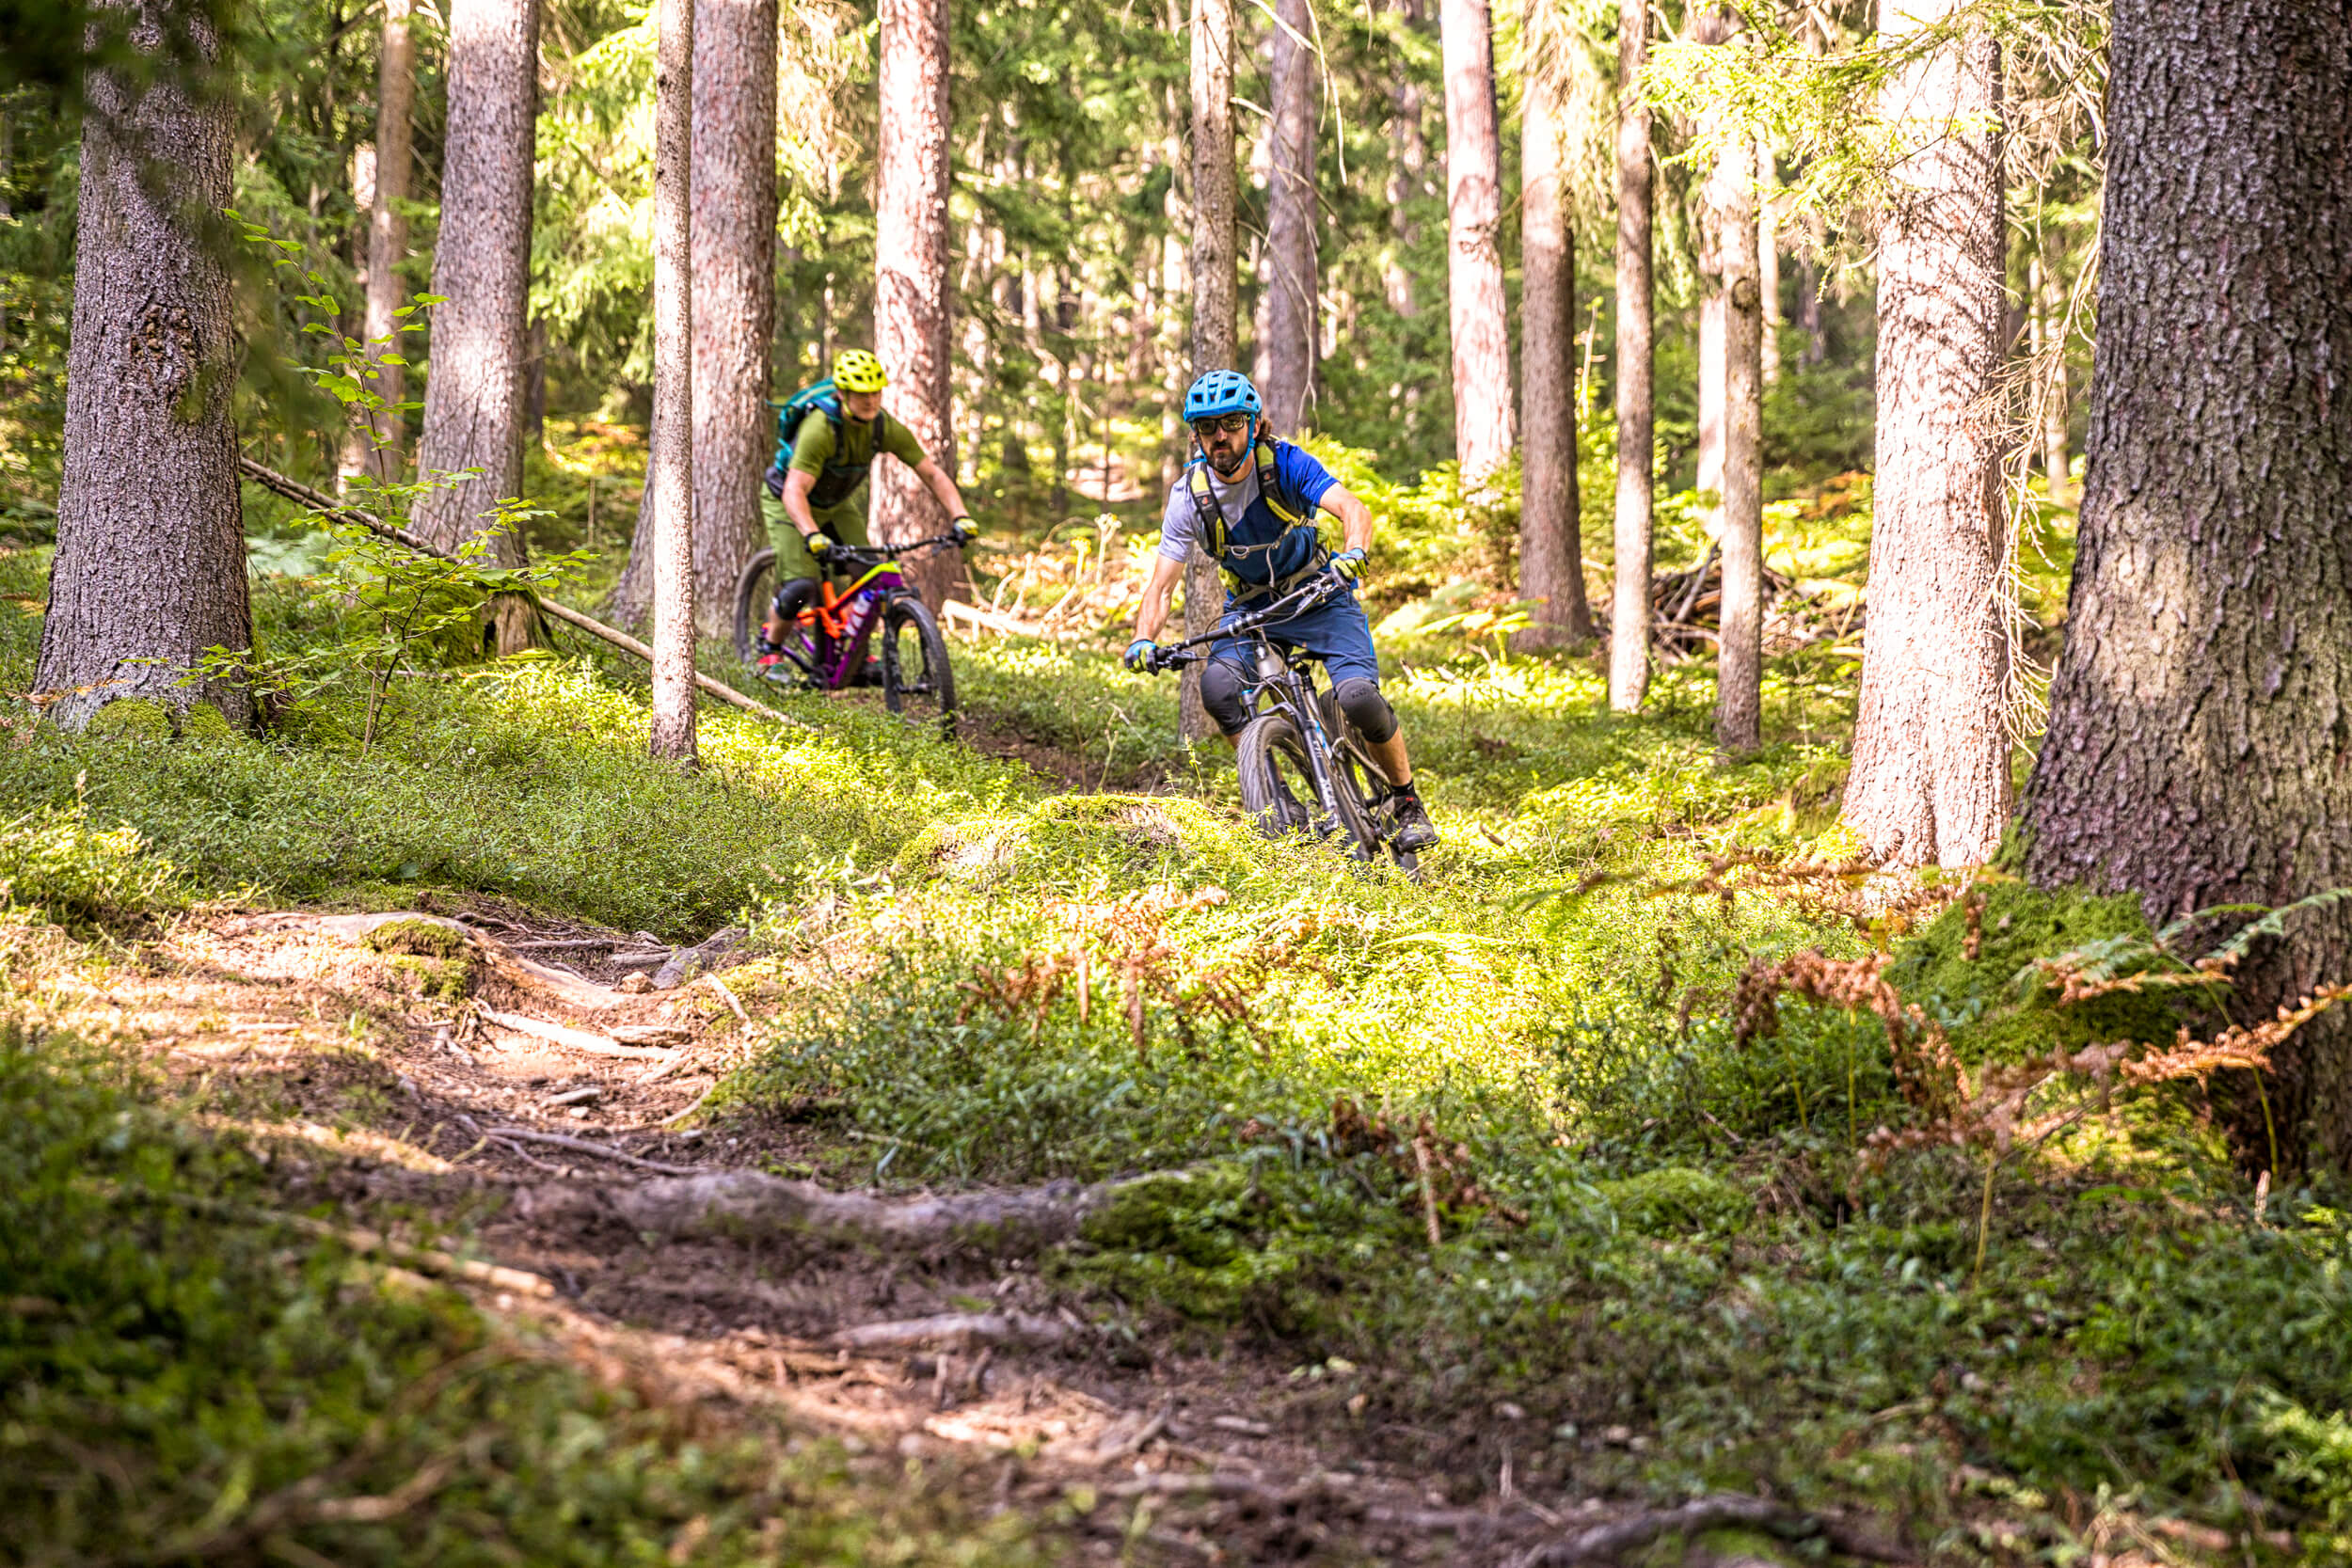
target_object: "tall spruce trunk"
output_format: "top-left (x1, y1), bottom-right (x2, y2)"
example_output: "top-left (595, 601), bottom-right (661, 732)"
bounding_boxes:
top-left (1608, 0), bottom-right (1652, 712)
top-left (39, 0), bottom-right (252, 732)
top-left (1183, 0), bottom-right (1238, 741)
top-left (875, 0), bottom-right (958, 609)
top-left (1438, 0), bottom-right (1513, 482)
top-left (1262, 0), bottom-right (1318, 434)
top-left (1383, 0), bottom-right (1426, 318)
top-left (689, 0), bottom-right (777, 633)
top-left (1700, 107), bottom-right (1762, 753)
top-left (2024, 0), bottom-right (2352, 1173)
top-left (342, 0), bottom-right (415, 486)
top-left (1515, 70), bottom-right (1589, 648)
top-left (2029, 248), bottom-right (2071, 507)
top-left (413, 0), bottom-right (538, 652)
top-left (1757, 139), bottom-right (1780, 387)
top-left (647, 0), bottom-right (697, 764)
top-left (1844, 0), bottom-right (2009, 866)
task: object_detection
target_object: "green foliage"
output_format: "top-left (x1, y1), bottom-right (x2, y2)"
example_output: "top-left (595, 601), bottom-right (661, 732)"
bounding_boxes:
top-left (0, 794), bottom-right (184, 932)
top-left (0, 1018), bottom-right (1040, 1565)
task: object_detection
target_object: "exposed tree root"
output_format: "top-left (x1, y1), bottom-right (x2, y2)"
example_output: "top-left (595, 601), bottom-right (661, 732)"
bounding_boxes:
top-left (1510, 1492), bottom-right (1915, 1565)
top-left (518, 1168), bottom-right (1120, 1248)
top-left (834, 1310), bottom-right (1073, 1353)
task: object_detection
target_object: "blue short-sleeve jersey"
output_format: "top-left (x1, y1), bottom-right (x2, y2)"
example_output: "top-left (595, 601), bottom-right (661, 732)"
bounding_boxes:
top-left (1156, 439), bottom-right (1342, 594)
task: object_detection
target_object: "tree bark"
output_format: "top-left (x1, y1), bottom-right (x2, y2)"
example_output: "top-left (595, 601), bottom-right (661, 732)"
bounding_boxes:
top-left (1438, 0), bottom-right (1512, 482)
top-left (1514, 67), bottom-right (1589, 648)
top-left (1183, 0), bottom-right (1238, 742)
top-left (38, 0), bottom-right (252, 732)
top-left (1608, 0), bottom-right (1651, 712)
top-left (1383, 0), bottom-right (1426, 318)
top-left (1699, 104), bottom-right (1762, 752)
top-left (342, 0), bottom-right (415, 487)
top-left (1757, 138), bottom-right (1780, 387)
top-left (648, 0), bottom-right (697, 765)
top-left (1262, 0), bottom-right (1317, 434)
top-left (2023, 0), bottom-right (2352, 1172)
top-left (690, 0), bottom-right (777, 634)
top-left (413, 0), bottom-right (538, 648)
top-left (1844, 0), bottom-right (2009, 866)
top-left (2029, 247), bottom-right (2070, 507)
top-left (874, 0), bottom-right (958, 609)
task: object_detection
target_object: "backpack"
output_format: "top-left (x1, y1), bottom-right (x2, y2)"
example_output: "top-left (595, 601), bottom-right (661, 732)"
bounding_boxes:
top-left (1184, 438), bottom-right (1327, 597)
top-left (764, 378), bottom-right (889, 510)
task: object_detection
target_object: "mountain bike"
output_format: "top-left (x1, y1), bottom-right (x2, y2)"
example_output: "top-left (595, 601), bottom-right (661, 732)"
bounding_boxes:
top-left (1144, 571), bottom-right (1422, 876)
top-left (730, 534), bottom-right (960, 734)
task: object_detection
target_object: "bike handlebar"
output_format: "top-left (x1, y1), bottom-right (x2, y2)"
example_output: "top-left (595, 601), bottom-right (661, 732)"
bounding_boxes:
top-left (821, 531), bottom-right (968, 568)
top-left (1142, 570), bottom-right (1347, 671)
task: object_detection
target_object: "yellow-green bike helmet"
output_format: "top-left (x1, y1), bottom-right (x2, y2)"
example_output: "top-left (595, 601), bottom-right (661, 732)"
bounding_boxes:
top-left (833, 349), bottom-right (889, 393)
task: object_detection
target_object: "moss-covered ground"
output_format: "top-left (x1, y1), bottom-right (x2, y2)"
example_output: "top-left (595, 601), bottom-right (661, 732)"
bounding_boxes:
top-left (1, 493), bottom-right (2347, 1564)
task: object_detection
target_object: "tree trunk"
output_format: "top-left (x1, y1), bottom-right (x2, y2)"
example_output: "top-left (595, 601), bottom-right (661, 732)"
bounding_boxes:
top-left (1438, 0), bottom-right (1512, 482)
top-left (38, 0), bottom-right (252, 732)
top-left (1183, 0), bottom-right (1238, 742)
top-left (1514, 67), bottom-right (1589, 648)
top-left (648, 0), bottom-right (697, 765)
top-left (1844, 0), bottom-right (2009, 866)
top-left (1262, 0), bottom-right (1317, 434)
top-left (2029, 248), bottom-right (2071, 507)
top-left (342, 0), bottom-right (415, 487)
top-left (691, 0), bottom-right (777, 633)
top-left (875, 0), bottom-right (958, 609)
top-left (2024, 0), bottom-right (2352, 1173)
top-left (1383, 0), bottom-right (1425, 318)
top-left (1758, 138), bottom-right (1780, 387)
top-left (412, 0), bottom-right (538, 655)
top-left (1608, 0), bottom-right (1651, 713)
top-left (1696, 61), bottom-right (1762, 753)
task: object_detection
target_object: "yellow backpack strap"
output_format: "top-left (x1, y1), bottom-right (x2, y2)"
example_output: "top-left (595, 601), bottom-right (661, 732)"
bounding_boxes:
top-left (1253, 440), bottom-right (1305, 526)
top-left (1185, 461), bottom-right (1227, 558)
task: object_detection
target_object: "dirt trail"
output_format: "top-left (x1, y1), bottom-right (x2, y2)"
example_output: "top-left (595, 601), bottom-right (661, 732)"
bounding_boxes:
top-left (75, 904), bottom-right (1904, 1566)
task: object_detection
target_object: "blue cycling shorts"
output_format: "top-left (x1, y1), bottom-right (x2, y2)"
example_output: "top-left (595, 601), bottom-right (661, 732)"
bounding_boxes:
top-left (1208, 590), bottom-right (1382, 689)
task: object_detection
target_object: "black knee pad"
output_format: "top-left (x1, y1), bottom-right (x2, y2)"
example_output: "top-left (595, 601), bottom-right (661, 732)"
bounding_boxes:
top-left (1333, 677), bottom-right (1397, 743)
top-left (771, 577), bottom-right (818, 619)
top-left (1200, 657), bottom-right (1253, 736)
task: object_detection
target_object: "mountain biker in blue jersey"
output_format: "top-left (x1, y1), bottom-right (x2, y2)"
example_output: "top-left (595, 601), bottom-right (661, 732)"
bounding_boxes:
top-left (1126, 370), bottom-right (1438, 851)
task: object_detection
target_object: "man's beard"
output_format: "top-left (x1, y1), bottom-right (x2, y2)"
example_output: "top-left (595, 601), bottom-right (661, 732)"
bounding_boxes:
top-left (1208, 446), bottom-right (1248, 478)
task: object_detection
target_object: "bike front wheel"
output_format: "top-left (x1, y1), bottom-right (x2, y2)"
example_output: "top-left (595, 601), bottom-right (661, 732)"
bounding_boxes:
top-left (1235, 711), bottom-right (1379, 856)
top-left (882, 595), bottom-right (956, 735)
top-left (731, 547), bottom-right (779, 665)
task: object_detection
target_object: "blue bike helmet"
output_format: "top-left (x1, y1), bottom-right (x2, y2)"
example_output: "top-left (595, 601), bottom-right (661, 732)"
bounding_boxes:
top-left (1184, 370), bottom-right (1263, 434)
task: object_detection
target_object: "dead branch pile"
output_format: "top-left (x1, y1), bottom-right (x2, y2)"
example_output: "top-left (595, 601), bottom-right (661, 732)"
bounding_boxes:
top-left (1647, 546), bottom-right (1862, 662)
top-left (943, 521), bottom-right (1151, 642)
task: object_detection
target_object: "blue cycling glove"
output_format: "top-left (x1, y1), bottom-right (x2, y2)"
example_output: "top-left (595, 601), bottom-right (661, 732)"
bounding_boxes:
top-left (1329, 547), bottom-right (1369, 581)
top-left (1124, 639), bottom-right (1160, 673)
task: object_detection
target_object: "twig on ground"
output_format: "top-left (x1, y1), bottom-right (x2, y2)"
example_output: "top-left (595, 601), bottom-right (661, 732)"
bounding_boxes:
top-left (704, 973), bottom-right (750, 1023)
top-left (1092, 1401), bottom-right (1173, 1464)
top-left (474, 1004), bottom-right (677, 1060)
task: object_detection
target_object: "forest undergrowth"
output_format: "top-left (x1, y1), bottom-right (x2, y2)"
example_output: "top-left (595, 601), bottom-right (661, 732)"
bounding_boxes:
top-left (2, 533), bottom-right (2349, 1564)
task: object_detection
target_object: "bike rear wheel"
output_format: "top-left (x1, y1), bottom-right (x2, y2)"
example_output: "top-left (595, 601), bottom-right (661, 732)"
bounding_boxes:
top-left (1236, 711), bottom-right (1379, 856)
top-left (882, 595), bottom-right (956, 734)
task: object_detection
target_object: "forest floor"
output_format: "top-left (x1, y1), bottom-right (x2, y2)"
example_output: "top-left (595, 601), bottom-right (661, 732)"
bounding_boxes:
top-left (21, 899), bottom-right (1904, 1565)
top-left (5, 521), bottom-right (2349, 1565)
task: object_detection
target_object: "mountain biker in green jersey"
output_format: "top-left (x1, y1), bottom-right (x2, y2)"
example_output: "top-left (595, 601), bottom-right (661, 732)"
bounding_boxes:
top-left (1125, 369), bottom-right (1438, 851)
top-left (757, 348), bottom-right (977, 660)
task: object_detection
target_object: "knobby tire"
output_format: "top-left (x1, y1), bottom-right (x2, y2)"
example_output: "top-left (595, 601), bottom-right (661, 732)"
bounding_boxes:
top-left (1235, 711), bottom-right (1380, 858)
top-left (882, 596), bottom-right (956, 736)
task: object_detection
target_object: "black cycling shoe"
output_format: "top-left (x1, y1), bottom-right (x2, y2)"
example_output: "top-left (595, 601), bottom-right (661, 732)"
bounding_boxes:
top-left (1389, 788), bottom-right (1438, 851)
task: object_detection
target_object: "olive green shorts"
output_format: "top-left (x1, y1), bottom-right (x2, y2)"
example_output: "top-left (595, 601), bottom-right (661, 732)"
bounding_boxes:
top-left (761, 488), bottom-right (871, 585)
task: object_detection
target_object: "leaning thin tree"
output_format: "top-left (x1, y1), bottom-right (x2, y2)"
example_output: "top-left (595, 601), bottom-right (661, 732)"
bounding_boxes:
top-left (647, 0), bottom-right (697, 764)
top-left (2024, 0), bottom-right (2352, 1171)
top-left (37, 0), bottom-right (253, 732)
top-left (1844, 0), bottom-right (2009, 866)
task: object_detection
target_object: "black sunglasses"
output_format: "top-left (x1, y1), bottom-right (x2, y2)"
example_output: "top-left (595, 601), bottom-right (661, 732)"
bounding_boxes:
top-left (1191, 413), bottom-right (1251, 436)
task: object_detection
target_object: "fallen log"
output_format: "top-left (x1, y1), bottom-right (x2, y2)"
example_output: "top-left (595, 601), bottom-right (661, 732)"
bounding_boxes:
top-left (519, 1167), bottom-right (1119, 1248)
top-left (474, 1004), bottom-right (677, 1060)
top-left (237, 455), bottom-right (803, 729)
top-left (834, 1310), bottom-right (1071, 1353)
